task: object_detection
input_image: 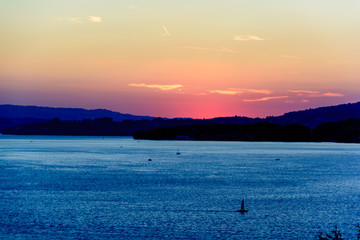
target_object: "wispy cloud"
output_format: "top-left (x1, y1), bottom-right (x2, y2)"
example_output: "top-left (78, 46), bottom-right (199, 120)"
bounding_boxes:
top-left (57, 16), bottom-right (102, 23)
top-left (68, 17), bottom-right (82, 23)
top-left (129, 83), bottom-right (183, 91)
top-left (243, 96), bottom-right (288, 102)
top-left (181, 46), bottom-right (240, 54)
top-left (322, 92), bottom-right (344, 97)
top-left (219, 47), bottom-right (240, 53)
top-left (289, 90), bottom-right (320, 95)
top-left (88, 16), bottom-right (102, 23)
top-left (209, 90), bottom-right (240, 95)
top-left (162, 24), bottom-right (170, 37)
top-left (286, 99), bottom-right (310, 104)
top-left (233, 35), bottom-right (266, 41)
top-left (209, 88), bottom-right (272, 95)
top-left (245, 89), bottom-right (272, 95)
top-left (289, 90), bottom-right (344, 97)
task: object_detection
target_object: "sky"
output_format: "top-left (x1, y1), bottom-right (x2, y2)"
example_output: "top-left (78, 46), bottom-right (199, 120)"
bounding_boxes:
top-left (1, 0), bottom-right (359, 118)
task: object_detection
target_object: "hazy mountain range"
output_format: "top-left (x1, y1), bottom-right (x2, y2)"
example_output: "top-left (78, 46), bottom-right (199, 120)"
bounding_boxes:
top-left (0, 101), bottom-right (359, 133)
top-left (0, 105), bottom-right (154, 132)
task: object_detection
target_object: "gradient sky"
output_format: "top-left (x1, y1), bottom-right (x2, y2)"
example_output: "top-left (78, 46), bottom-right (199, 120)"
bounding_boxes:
top-left (1, 0), bottom-right (359, 118)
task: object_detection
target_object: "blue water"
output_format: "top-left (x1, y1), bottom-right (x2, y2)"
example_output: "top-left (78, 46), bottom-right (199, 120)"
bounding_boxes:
top-left (0, 135), bottom-right (359, 239)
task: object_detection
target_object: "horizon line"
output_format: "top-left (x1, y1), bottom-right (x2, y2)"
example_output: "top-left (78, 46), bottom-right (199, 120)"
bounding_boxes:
top-left (1, 100), bottom-right (359, 120)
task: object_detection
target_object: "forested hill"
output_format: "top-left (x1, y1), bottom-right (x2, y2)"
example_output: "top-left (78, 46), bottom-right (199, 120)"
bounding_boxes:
top-left (264, 102), bottom-right (360, 128)
top-left (0, 105), bottom-right (154, 132)
top-left (0, 101), bottom-right (359, 133)
top-left (0, 105), bottom-right (154, 121)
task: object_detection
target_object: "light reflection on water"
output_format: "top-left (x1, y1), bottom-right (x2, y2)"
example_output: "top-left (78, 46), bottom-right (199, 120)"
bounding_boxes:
top-left (0, 135), bottom-right (359, 239)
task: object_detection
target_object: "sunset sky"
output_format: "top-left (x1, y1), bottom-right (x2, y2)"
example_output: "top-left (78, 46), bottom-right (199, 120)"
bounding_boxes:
top-left (1, 0), bottom-right (359, 118)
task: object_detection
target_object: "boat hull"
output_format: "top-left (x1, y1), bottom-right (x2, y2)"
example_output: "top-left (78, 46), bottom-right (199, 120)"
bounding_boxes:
top-left (236, 209), bottom-right (248, 213)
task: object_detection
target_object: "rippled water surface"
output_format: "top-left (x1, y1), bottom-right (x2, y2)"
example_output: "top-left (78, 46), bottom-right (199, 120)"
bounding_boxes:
top-left (1, 135), bottom-right (359, 239)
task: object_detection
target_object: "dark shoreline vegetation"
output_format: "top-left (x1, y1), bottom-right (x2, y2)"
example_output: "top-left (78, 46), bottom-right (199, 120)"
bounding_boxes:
top-left (134, 118), bottom-right (360, 143)
top-left (2, 117), bottom-right (360, 143)
top-left (1, 102), bottom-right (360, 133)
top-left (2, 102), bottom-right (360, 143)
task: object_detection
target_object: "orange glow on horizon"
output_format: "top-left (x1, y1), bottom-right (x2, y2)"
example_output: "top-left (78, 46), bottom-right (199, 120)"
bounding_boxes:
top-left (0, 1), bottom-right (359, 118)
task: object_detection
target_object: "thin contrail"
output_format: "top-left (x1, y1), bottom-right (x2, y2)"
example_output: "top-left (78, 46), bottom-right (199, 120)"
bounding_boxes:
top-left (162, 24), bottom-right (170, 36)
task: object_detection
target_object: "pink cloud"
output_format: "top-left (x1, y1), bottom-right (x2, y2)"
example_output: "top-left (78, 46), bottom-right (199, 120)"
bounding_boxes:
top-left (289, 90), bottom-right (344, 98)
top-left (322, 92), bottom-right (344, 97)
top-left (288, 90), bottom-right (320, 94)
top-left (209, 90), bottom-right (239, 95)
top-left (129, 83), bottom-right (183, 91)
top-left (209, 88), bottom-right (272, 95)
top-left (243, 96), bottom-right (289, 102)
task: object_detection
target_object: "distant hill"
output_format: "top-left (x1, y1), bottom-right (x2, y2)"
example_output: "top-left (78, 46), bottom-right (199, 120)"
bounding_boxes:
top-left (0, 101), bottom-right (359, 133)
top-left (0, 104), bottom-right (154, 132)
top-left (186, 101), bottom-right (360, 128)
top-left (264, 102), bottom-right (360, 128)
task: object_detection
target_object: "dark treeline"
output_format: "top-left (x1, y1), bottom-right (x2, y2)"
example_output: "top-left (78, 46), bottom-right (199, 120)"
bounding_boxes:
top-left (3, 117), bottom-right (360, 143)
top-left (134, 118), bottom-right (360, 143)
top-left (1, 117), bottom-right (205, 136)
top-left (2, 117), bottom-right (145, 136)
top-left (1, 114), bottom-right (262, 136)
top-left (2, 102), bottom-right (360, 133)
top-left (134, 122), bottom-right (311, 142)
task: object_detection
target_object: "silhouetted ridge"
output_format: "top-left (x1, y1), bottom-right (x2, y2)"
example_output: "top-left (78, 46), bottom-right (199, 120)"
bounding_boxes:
top-left (0, 104), bottom-right (154, 121)
top-left (1, 102), bottom-right (359, 141)
top-left (265, 102), bottom-right (360, 128)
top-left (0, 104), bottom-right (154, 131)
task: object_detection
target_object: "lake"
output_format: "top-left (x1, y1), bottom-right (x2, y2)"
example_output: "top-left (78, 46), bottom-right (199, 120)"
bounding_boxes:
top-left (0, 135), bottom-right (359, 239)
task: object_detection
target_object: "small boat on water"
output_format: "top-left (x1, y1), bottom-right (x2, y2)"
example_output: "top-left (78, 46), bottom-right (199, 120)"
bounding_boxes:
top-left (236, 198), bottom-right (248, 213)
top-left (176, 149), bottom-right (181, 155)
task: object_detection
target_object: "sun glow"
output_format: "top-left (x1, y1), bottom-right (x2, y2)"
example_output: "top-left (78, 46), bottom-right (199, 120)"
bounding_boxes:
top-left (0, 0), bottom-right (359, 118)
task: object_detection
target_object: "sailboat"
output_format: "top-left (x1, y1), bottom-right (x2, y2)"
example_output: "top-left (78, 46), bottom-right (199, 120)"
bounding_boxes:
top-left (176, 148), bottom-right (181, 155)
top-left (236, 198), bottom-right (248, 213)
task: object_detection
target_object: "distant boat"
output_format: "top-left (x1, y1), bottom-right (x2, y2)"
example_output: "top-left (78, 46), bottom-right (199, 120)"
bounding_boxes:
top-left (176, 149), bottom-right (181, 155)
top-left (236, 198), bottom-right (248, 213)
